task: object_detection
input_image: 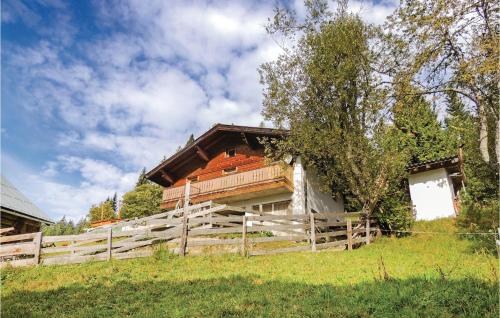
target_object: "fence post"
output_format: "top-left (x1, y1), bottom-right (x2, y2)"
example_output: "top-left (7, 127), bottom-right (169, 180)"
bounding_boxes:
top-left (241, 215), bottom-right (247, 256)
top-left (107, 228), bottom-right (112, 261)
top-left (179, 181), bottom-right (191, 256)
top-left (366, 217), bottom-right (370, 245)
top-left (309, 213), bottom-right (316, 252)
top-left (347, 219), bottom-right (353, 251)
top-left (496, 228), bottom-right (500, 252)
top-left (33, 232), bottom-right (42, 265)
top-left (179, 214), bottom-right (188, 256)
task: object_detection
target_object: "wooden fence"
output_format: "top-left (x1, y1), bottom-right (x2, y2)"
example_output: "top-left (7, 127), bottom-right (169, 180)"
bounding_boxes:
top-left (0, 206), bottom-right (379, 268)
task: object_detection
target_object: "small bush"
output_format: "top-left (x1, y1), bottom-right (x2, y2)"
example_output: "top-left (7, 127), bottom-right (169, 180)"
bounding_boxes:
top-left (375, 188), bottom-right (414, 236)
top-left (153, 244), bottom-right (177, 261)
top-left (457, 194), bottom-right (499, 253)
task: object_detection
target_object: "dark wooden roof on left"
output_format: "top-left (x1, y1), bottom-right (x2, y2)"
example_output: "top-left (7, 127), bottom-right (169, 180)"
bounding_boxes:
top-left (146, 124), bottom-right (288, 187)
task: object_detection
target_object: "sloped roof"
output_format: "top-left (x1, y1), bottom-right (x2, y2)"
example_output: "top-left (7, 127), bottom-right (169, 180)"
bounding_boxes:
top-left (407, 155), bottom-right (461, 173)
top-left (146, 123), bottom-right (288, 186)
top-left (1, 175), bottom-right (53, 224)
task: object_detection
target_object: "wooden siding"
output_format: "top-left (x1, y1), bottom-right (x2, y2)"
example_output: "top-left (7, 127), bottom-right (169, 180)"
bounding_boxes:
top-left (171, 135), bottom-right (266, 187)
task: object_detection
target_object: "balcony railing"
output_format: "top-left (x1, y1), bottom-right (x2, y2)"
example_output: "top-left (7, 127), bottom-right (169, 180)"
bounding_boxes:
top-left (162, 164), bottom-right (293, 203)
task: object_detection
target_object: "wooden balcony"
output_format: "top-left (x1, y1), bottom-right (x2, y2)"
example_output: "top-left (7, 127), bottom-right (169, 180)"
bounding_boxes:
top-left (161, 164), bottom-right (294, 209)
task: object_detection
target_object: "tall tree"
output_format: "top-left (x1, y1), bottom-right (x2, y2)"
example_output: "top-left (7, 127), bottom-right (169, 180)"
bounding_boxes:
top-left (121, 184), bottom-right (163, 219)
top-left (384, 0), bottom-right (499, 167)
top-left (88, 200), bottom-right (116, 222)
top-left (260, 1), bottom-right (409, 215)
top-left (42, 217), bottom-right (88, 235)
top-left (185, 134), bottom-right (195, 147)
top-left (136, 167), bottom-right (149, 187)
top-left (392, 86), bottom-right (454, 163)
top-left (111, 192), bottom-right (118, 212)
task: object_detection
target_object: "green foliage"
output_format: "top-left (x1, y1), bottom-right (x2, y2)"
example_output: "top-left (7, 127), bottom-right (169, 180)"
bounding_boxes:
top-left (261, 0), bottom-right (498, 236)
top-left (386, 0), bottom-right (499, 243)
top-left (386, 0), bottom-right (499, 165)
top-left (184, 133), bottom-right (195, 147)
top-left (42, 217), bottom-right (88, 236)
top-left (2, 219), bottom-right (498, 317)
top-left (111, 192), bottom-right (117, 212)
top-left (260, 2), bottom-right (408, 217)
top-left (374, 185), bottom-right (414, 235)
top-left (136, 167), bottom-right (150, 187)
top-left (457, 194), bottom-right (499, 253)
top-left (443, 91), bottom-right (498, 249)
top-left (393, 90), bottom-right (455, 163)
top-left (88, 200), bottom-right (116, 223)
top-left (120, 184), bottom-right (163, 219)
top-left (445, 97), bottom-right (498, 201)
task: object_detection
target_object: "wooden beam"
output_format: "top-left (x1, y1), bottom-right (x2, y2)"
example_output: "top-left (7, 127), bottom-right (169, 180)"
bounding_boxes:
top-left (0, 227), bottom-right (14, 235)
top-left (241, 132), bottom-right (258, 149)
top-left (33, 232), bottom-right (42, 265)
top-left (160, 170), bottom-right (174, 184)
top-left (179, 181), bottom-right (190, 256)
top-left (241, 215), bottom-right (247, 256)
top-left (203, 134), bottom-right (228, 151)
top-left (195, 145), bottom-right (210, 162)
top-left (347, 219), bottom-right (353, 251)
top-left (366, 218), bottom-right (370, 245)
top-left (107, 228), bottom-right (112, 261)
top-left (241, 132), bottom-right (250, 146)
top-left (310, 213), bottom-right (316, 252)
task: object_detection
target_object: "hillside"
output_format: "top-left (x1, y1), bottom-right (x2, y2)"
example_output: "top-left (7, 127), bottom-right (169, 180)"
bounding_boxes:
top-left (1, 219), bottom-right (498, 317)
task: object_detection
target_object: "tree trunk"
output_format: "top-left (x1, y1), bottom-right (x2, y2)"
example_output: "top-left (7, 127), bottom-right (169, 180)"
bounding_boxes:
top-left (479, 103), bottom-right (490, 163)
top-left (496, 117), bottom-right (500, 168)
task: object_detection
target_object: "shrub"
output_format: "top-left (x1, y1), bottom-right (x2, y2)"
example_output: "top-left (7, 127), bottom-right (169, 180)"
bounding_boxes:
top-left (374, 188), bottom-right (414, 236)
top-left (457, 194), bottom-right (499, 253)
top-left (121, 184), bottom-right (163, 219)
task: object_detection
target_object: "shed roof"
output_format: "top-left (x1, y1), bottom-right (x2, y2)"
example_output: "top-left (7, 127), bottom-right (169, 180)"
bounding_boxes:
top-left (406, 155), bottom-right (461, 174)
top-left (1, 175), bottom-right (53, 224)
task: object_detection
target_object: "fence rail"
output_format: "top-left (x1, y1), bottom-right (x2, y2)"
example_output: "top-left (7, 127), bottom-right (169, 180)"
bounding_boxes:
top-left (0, 206), bottom-right (379, 268)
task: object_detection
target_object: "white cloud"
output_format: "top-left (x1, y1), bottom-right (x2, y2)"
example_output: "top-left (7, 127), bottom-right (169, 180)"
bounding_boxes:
top-left (348, 0), bottom-right (397, 25)
top-left (4, 154), bottom-right (137, 221)
top-left (3, 0), bottom-right (398, 220)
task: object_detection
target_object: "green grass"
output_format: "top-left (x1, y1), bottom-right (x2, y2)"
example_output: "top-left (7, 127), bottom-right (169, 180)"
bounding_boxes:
top-left (1, 218), bottom-right (498, 317)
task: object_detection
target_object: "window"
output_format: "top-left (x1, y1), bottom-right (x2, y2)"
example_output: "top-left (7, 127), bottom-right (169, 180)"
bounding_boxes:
top-left (223, 167), bottom-right (237, 174)
top-left (225, 147), bottom-right (236, 157)
top-left (251, 200), bottom-right (292, 215)
top-left (260, 203), bottom-right (272, 213)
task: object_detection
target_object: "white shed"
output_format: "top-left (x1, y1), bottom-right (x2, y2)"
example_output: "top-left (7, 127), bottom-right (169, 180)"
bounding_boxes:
top-left (407, 156), bottom-right (464, 220)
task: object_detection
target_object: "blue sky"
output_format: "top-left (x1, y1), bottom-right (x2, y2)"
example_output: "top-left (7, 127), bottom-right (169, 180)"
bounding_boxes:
top-left (1, 0), bottom-right (397, 221)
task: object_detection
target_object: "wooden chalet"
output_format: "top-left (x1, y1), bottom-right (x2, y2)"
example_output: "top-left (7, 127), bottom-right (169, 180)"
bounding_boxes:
top-left (1, 175), bottom-right (53, 234)
top-left (147, 124), bottom-right (344, 216)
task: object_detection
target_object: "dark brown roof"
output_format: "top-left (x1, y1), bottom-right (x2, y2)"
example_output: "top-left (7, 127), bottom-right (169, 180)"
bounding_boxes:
top-left (146, 124), bottom-right (287, 186)
top-left (407, 155), bottom-right (461, 174)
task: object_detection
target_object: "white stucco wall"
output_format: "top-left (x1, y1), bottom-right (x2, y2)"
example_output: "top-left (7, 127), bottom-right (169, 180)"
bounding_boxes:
top-left (306, 170), bottom-right (344, 213)
top-left (230, 193), bottom-right (293, 212)
top-left (408, 168), bottom-right (456, 220)
top-left (291, 157), bottom-right (344, 214)
top-left (291, 157), bottom-right (307, 215)
top-left (226, 157), bottom-right (344, 216)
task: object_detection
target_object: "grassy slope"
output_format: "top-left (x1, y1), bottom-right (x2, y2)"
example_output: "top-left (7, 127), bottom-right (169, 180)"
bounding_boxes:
top-left (1, 219), bottom-right (498, 317)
